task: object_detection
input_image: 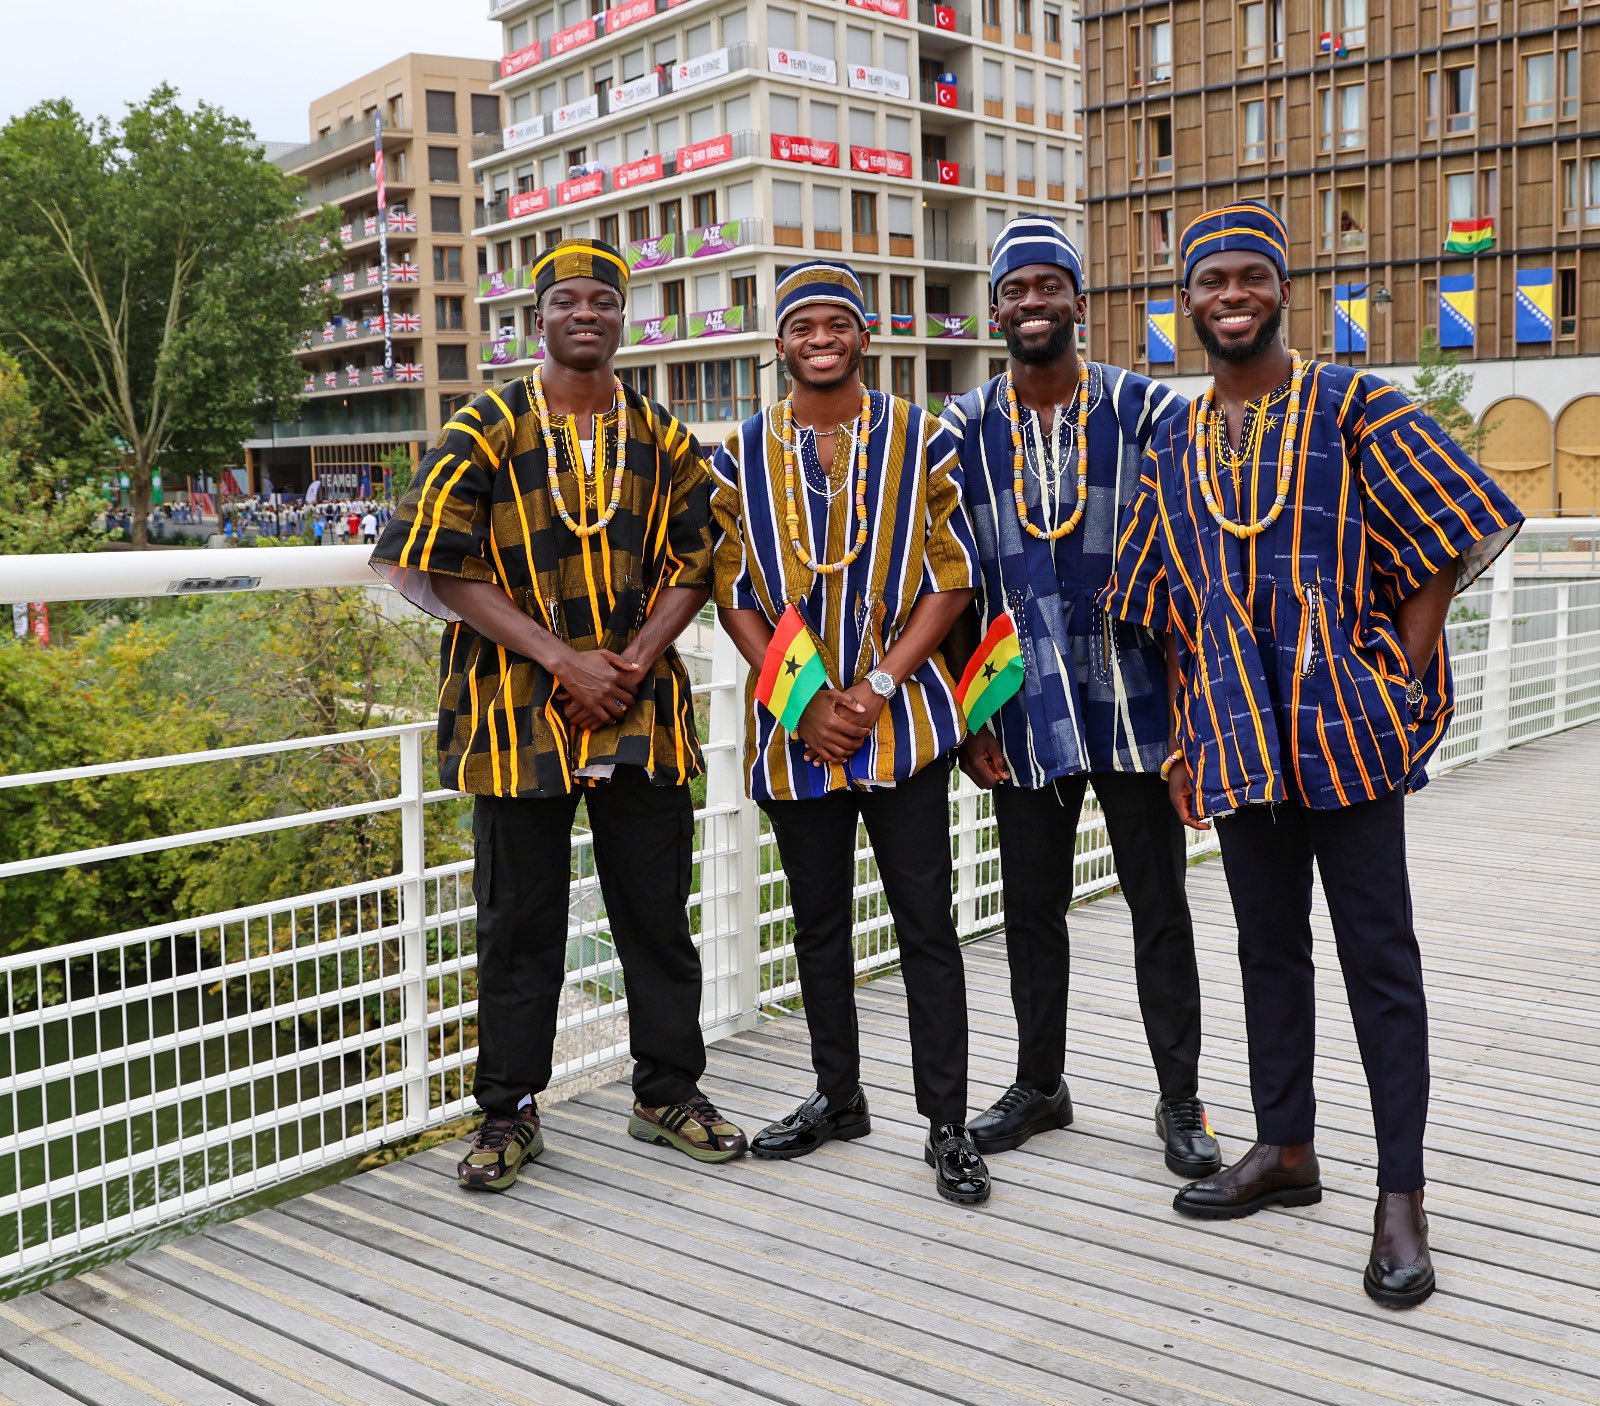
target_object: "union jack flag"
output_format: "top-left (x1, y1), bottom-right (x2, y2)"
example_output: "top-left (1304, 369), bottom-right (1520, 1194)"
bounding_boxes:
top-left (342, 273), bottom-right (356, 292)
top-left (370, 365), bottom-right (386, 384)
top-left (366, 314), bottom-right (386, 333)
top-left (364, 216), bottom-right (378, 238)
top-left (321, 277), bottom-right (333, 293)
top-left (339, 223), bottom-right (354, 243)
top-left (394, 362), bottom-right (425, 382)
top-left (321, 324), bottom-right (336, 342)
top-left (324, 371), bottom-right (338, 388)
top-left (388, 207), bottom-right (417, 233)
top-left (367, 265), bottom-right (382, 286)
top-left (392, 260), bottom-right (420, 282)
top-left (304, 376), bottom-right (315, 393)
top-left (318, 236), bottom-right (330, 250)
top-left (345, 322), bottom-right (361, 338)
top-left (346, 364), bottom-right (361, 384)
top-left (392, 312), bottom-right (422, 333)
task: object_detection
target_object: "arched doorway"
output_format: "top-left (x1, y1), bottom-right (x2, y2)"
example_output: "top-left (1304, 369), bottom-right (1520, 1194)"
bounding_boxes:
top-left (1477, 397), bottom-right (1553, 515)
top-left (1556, 395), bottom-right (1600, 517)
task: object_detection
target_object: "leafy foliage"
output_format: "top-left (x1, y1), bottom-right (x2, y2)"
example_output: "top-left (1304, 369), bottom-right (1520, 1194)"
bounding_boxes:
top-left (1399, 329), bottom-right (1491, 459)
top-left (0, 349), bottom-right (101, 554)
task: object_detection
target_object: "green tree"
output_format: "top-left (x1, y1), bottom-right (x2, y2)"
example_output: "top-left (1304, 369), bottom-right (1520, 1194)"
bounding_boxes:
top-left (1399, 329), bottom-right (1491, 459)
top-left (379, 444), bottom-right (416, 502)
top-left (0, 89), bottom-right (340, 548)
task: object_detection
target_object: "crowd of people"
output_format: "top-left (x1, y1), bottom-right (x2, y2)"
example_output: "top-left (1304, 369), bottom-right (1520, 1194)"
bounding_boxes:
top-left (218, 497), bottom-right (390, 544)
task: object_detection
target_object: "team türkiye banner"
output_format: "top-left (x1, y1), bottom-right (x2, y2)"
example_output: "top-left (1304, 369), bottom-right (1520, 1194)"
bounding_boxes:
top-left (677, 134), bottom-right (733, 173)
top-left (848, 65), bottom-right (910, 100)
top-left (508, 188), bottom-right (550, 219)
top-left (772, 133), bottom-right (840, 167)
top-left (614, 154), bottom-right (664, 190)
top-left (548, 16), bottom-right (596, 56)
top-left (846, 0), bottom-right (909, 16)
top-left (557, 171), bottom-right (605, 204)
top-left (500, 41), bottom-right (541, 78)
top-left (850, 147), bottom-right (913, 178)
top-left (768, 48), bottom-right (838, 83)
top-left (601, 0), bottom-right (654, 33)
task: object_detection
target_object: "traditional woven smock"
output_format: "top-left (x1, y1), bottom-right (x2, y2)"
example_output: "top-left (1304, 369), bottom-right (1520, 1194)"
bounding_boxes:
top-left (1105, 362), bottom-right (1522, 818)
top-left (942, 364), bottom-right (1187, 784)
top-left (709, 391), bottom-right (978, 801)
top-left (370, 377), bottom-right (711, 797)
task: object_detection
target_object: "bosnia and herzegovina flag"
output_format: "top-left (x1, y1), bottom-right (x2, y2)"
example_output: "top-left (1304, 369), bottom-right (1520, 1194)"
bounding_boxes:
top-left (956, 614), bottom-right (1024, 734)
top-left (1440, 273), bottom-right (1476, 349)
top-left (756, 605), bottom-right (828, 731)
top-left (1333, 282), bottom-right (1368, 354)
top-left (1147, 300), bottom-right (1177, 364)
top-left (1515, 268), bottom-right (1554, 344)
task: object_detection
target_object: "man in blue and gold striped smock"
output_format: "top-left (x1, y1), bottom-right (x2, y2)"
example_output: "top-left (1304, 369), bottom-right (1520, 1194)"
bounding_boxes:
top-left (1105, 200), bottom-right (1522, 1308)
top-left (372, 237), bottom-right (749, 1194)
top-left (939, 216), bottom-right (1220, 1182)
top-left (709, 259), bottom-right (991, 1204)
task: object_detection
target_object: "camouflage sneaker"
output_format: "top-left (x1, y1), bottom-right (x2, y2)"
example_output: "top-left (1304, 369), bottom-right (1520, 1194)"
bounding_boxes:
top-left (629, 1094), bottom-right (748, 1164)
top-left (457, 1108), bottom-right (544, 1192)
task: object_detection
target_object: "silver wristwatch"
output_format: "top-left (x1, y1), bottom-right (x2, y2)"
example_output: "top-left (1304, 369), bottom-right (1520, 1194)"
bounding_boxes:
top-left (867, 668), bottom-right (896, 699)
top-left (1405, 677), bottom-right (1425, 711)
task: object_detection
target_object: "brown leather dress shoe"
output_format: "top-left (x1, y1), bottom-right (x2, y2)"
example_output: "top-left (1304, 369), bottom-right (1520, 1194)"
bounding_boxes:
top-left (1364, 1189), bottom-right (1435, 1308)
top-left (1172, 1139), bottom-right (1322, 1219)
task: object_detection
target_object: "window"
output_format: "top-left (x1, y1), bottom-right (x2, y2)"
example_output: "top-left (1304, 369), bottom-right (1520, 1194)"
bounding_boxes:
top-left (667, 358), bottom-right (760, 421)
top-left (1149, 114), bottom-right (1173, 174)
top-left (1322, 0), bottom-right (1365, 49)
top-left (768, 9), bottom-right (797, 49)
top-left (425, 90), bottom-right (458, 133)
top-left (891, 355), bottom-right (915, 399)
top-left (890, 276), bottom-right (915, 315)
top-left (1560, 48), bottom-right (1580, 121)
top-left (1319, 82), bottom-right (1366, 151)
top-left (471, 94), bottom-right (501, 135)
top-left (772, 94), bottom-right (800, 133)
top-left (430, 196), bottom-right (462, 233)
top-left (627, 207), bottom-right (650, 241)
top-left (1240, 3), bottom-right (1267, 65)
top-left (813, 104), bottom-right (838, 143)
top-left (773, 180), bottom-right (802, 232)
top-left (1560, 157), bottom-right (1600, 227)
top-left (441, 392), bottom-right (471, 422)
top-left (1044, 6), bottom-right (1061, 44)
top-left (1269, 94), bottom-right (1286, 158)
top-left (662, 279), bottom-right (685, 320)
top-left (982, 0), bottom-right (1002, 27)
top-left (1444, 0), bottom-right (1496, 26)
top-left (985, 134), bottom-right (1005, 175)
top-left (618, 365), bottom-right (656, 401)
top-left (1445, 171), bottom-right (1475, 223)
top-left (658, 200), bottom-right (681, 236)
top-left (887, 194), bottom-right (915, 238)
top-left (438, 344), bottom-right (469, 380)
top-left (1523, 53), bottom-right (1555, 124)
top-left (1133, 20), bottom-right (1173, 85)
top-left (847, 24), bottom-right (872, 65)
top-left (428, 146), bottom-right (460, 183)
top-left (1319, 185), bottom-right (1366, 250)
top-left (433, 246), bottom-right (463, 282)
top-left (850, 108), bottom-right (876, 147)
top-left (1016, 0), bottom-right (1031, 36)
top-left (692, 191), bottom-right (718, 226)
top-left (1423, 70), bottom-right (1441, 138)
top-left (1558, 268), bottom-right (1577, 335)
top-left (1446, 66), bottom-right (1476, 134)
top-left (1146, 208), bottom-right (1173, 268)
top-left (814, 185), bottom-right (842, 234)
top-left (435, 295), bottom-right (465, 330)
top-left (1241, 99), bottom-right (1266, 162)
top-left (851, 191), bottom-right (878, 235)
top-left (732, 273), bottom-right (757, 308)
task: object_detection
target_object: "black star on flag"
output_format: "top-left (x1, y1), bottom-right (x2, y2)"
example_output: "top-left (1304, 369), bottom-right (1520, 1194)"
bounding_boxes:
top-left (785, 656), bottom-right (801, 675)
top-left (982, 661), bottom-right (997, 680)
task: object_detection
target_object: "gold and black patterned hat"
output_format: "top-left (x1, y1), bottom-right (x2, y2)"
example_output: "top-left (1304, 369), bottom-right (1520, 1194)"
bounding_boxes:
top-left (532, 238), bottom-right (629, 304)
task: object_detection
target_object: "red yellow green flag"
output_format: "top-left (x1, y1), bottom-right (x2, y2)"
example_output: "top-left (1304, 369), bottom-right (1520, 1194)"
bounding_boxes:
top-left (756, 605), bottom-right (828, 731)
top-left (1444, 218), bottom-right (1494, 254)
top-left (956, 614), bottom-right (1024, 733)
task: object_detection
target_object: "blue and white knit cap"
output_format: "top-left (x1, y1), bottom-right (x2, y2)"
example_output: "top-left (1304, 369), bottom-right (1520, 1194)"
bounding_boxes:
top-left (990, 216), bottom-right (1084, 294)
top-left (776, 260), bottom-right (868, 331)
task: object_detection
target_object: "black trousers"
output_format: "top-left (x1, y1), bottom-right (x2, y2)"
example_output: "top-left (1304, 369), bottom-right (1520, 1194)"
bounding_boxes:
top-left (1215, 790), bottom-right (1428, 1191)
top-left (470, 766), bottom-right (706, 1116)
top-left (992, 771), bottom-right (1202, 1101)
top-left (758, 758), bottom-right (969, 1124)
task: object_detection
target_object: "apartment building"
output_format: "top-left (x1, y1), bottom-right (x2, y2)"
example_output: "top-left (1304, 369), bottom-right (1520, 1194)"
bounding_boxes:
top-left (1081, 0), bottom-right (1600, 515)
top-left (472, 0), bottom-right (1085, 439)
top-left (251, 54), bottom-right (500, 497)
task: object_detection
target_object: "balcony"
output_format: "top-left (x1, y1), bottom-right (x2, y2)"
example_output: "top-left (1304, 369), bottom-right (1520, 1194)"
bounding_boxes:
top-left (919, 79), bottom-right (974, 112)
top-left (925, 237), bottom-right (979, 264)
top-left (298, 164), bottom-right (415, 211)
top-left (275, 111), bottom-right (408, 175)
top-left (923, 158), bottom-right (975, 187)
top-left (917, 0), bottom-right (972, 38)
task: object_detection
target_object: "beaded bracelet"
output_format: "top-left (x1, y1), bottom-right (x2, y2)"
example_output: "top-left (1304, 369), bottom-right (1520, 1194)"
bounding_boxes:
top-left (1158, 750), bottom-right (1184, 781)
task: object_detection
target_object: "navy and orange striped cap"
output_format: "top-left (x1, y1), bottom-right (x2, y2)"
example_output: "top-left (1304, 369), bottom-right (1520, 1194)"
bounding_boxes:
top-left (1179, 200), bottom-right (1289, 286)
top-left (533, 238), bottom-right (629, 303)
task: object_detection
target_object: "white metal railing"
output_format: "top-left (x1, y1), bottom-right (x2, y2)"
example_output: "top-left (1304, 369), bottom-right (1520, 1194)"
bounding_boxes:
top-left (1, 521), bottom-right (1597, 1283)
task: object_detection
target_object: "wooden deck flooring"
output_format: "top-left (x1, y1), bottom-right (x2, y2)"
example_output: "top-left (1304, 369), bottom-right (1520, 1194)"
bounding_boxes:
top-left (4, 724), bottom-right (1598, 1405)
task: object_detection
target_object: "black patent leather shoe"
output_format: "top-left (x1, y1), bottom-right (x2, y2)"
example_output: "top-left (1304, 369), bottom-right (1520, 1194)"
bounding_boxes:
top-left (968, 1080), bottom-right (1074, 1154)
top-left (750, 1088), bottom-right (871, 1160)
top-left (1156, 1095), bottom-right (1223, 1177)
top-left (1173, 1140), bottom-right (1322, 1219)
top-left (924, 1123), bottom-right (991, 1204)
top-left (1364, 1190), bottom-right (1436, 1308)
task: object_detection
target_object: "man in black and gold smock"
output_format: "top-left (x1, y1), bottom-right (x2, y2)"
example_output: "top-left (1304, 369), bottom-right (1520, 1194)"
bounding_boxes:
top-left (371, 237), bottom-right (747, 1192)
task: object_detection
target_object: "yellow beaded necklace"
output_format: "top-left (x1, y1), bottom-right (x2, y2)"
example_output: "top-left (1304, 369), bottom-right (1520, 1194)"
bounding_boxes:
top-left (1194, 350), bottom-right (1306, 539)
top-left (528, 366), bottom-right (629, 537)
top-left (1006, 360), bottom-right (1089, 541)
top-left (780, 390), bottom-right (874, 576)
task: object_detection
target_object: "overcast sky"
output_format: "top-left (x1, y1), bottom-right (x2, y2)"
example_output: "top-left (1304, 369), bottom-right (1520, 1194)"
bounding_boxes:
top-left (1, 0), bottom-right (501, 142)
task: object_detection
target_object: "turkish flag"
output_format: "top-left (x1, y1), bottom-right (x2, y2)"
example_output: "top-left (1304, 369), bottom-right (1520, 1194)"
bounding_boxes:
top-left (936, 160), bottom-right (959, 185)
top-left (935, 82), bottom-right (957, 108)
top-left (935, 4), bottom-right (956, 28)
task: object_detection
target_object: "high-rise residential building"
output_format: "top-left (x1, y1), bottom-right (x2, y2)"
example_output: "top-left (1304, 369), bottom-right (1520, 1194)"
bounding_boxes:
top-left (250, 55), bottom-right (501, 498)
top-left (1081, 1), bottom-right (1600, 517)
top-left (473, 0), bottom-right (1085, 439)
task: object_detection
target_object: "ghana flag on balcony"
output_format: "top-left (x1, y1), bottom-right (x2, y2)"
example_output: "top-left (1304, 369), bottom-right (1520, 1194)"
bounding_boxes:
top-left (756, 605), bottom-right (828, 731)
top-left (956, 614), bottom-right (1024, 733)
top-left (1444, 218), bottom-right (1494, 254)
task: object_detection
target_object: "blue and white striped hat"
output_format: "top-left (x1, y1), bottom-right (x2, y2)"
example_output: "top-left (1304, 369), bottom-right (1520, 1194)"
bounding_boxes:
top-left (776, 260), bottom-right (867, 331)
top-left (990, 216), bottom-right (1084, 294)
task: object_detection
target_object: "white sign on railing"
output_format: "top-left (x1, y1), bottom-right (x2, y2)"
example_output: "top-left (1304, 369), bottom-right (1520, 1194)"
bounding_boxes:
top-left (552, 94), bottom-right (600, 133)
top-left (608, 72), bottom-right (662, 113)
top-left (502, 115), bottom-right (547, 149)
top-left (848, 64), bottom-right (912, 99)
top-left (673, 47), bottom-right (730, 90)
top-left (768, 48), bottom-right (839, 83)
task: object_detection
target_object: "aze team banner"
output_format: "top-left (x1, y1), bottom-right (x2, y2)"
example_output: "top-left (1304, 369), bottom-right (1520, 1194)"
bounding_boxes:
top-left (685, 220), bottom-right (747, 258)
top-left (768, 49), bottom-right (838, 83)
top-left (1440, 274), bottom-right (1476, 349)
top-left (1333, 282), bottom-right (1369, 354)
top-left (482, 334), bottom-right (522, 366)
top-left (850, 146), bottom-right (913, 178)
top-left (676, 133), bottom-right (734, 173)
top-left (673, 49), bottom-right (730, 91)
top-left (1515, 268), bottom-right (1554, 344)
top-left (688, 305), bottom-right (748, 337)
top-left (500, 41), bottom-right (541, 78)
top-left (608, 73), bottom-right (661, 114)
top-left (927, 314), bottom-right (977, 339)
top-left (627, 314), bottom-right (680, 346)
top-left (1146, 299), bottom-right (1177, 363)
top-left (771, 133), bottom-right (840, 167)
top-left (625, 233), bottom-right (678, 270)
top-left (848, 65), bottom-right (911, 100)
top-left (481, 269), bottom-right (530, 298)
top-left (508, 188), bottom-right (551, 219)
top-left (614, 153), bottom-right (665, 191)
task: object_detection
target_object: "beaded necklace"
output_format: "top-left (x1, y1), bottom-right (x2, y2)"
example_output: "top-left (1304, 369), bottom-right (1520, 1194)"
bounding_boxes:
top-left (1194, 350), bottom-right (1305, 539)
top-left (1007, 359), bottom-right (1090, 541)
top-left (528, 366), bottom-right (628, 537)
top-left (781, 389), bottom-right (874, 577)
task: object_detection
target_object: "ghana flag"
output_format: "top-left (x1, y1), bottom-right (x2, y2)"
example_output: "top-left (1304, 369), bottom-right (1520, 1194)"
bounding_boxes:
top-left (1444, 218), bottom-right (1494, 254)
top-left (756, 605), bottom-right (828, 731)
top-left (956, 614), bottom-right (1024, 733)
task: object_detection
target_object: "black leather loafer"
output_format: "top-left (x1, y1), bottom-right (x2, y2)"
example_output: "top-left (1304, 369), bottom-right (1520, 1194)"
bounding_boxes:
top-left (1364, 1190), bottom-right (1436, 1308)
top-left (969, 1080), bottom-right (1074, 1154)
top-left (1155, 1095), bottom-right (1223, 1177)
top-left (750, 1088), bottom-right (871, 1160)
top-left (925, 1122), bottom-right (991, 1204)
top-left (1173, 1141), bottom-right (1322, 1219)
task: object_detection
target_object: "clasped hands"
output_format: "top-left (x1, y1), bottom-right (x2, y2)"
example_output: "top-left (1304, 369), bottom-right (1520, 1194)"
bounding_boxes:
top-left (795, 683), bottom-right (887, 766)
top-left (554, 647), bottom-right (649, 732)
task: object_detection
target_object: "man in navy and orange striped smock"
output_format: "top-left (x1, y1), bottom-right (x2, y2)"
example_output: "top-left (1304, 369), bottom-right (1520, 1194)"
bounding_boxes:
top-left (1105, 200), bottom-right (1522, 1308)
top-left (371, 238), bottom-right (747, 1194)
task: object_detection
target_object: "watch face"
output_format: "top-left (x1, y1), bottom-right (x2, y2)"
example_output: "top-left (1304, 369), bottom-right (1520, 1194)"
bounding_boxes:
top-left (869, 669), bottom-right (894, 697)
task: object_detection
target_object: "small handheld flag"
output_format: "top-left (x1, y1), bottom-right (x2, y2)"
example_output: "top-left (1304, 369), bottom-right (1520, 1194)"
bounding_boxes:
top-left (755, 605), bottom-right (829, 732)
top-left (956, 615), bottom-right (1024, 733)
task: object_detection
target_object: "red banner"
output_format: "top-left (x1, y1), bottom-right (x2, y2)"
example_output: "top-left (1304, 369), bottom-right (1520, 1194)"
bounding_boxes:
top-left (603, 0), bottom-right (656, 33)
top-left (935, 81), bottom-right (958, 108)
top-left (676, 133), bottom-right (734, 173)
top-left (847, 0), bottom-right (909, 16)
top-left (934, 4), bottom-right (957, 28)
top-left (500, 40), bottom-right (542, 78)
top-left (613, 153), bottom-right (664, 190)
top-left (849, 146), bottom-right (913, 178)
top-left (549, 16), bottom-right (596, 56)
top-left (557, 171), bottom-right (606, 204)
top-left (935, 159), bottom-right (960, 185)
top-left (771, 133), bottom-right (840, 167)
top-left (508, 187), bottom-right (551, 219)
